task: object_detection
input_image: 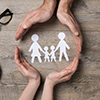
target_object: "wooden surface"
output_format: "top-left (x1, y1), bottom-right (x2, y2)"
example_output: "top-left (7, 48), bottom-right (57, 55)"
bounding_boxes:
top-left (0, 0), bottom-right (100, 100)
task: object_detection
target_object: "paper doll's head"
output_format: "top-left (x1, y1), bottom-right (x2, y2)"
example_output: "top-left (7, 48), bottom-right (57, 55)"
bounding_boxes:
top-left (58, 32), bottom-right (65, 40)
top-left (50, 45), bottom-right (55, 50)
top-left (31, 34), bottom-right (39, 42)
top-left (44, 46), bottom-right (49, 51)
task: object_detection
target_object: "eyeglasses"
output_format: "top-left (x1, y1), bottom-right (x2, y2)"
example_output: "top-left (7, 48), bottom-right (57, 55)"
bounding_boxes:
top-left (0, 9), bottom-right (13, 25)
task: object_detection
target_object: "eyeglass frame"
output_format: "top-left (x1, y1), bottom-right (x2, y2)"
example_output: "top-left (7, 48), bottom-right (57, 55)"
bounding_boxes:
top-left (0, 8), bottom-right (13, 25)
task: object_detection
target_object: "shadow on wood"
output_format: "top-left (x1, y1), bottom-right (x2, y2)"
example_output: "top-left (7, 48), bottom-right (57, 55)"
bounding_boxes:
top-left (0, 65), bottom-right (3, 80)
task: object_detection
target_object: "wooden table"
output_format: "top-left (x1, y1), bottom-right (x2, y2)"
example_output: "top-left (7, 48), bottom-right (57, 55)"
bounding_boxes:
top-left (0, 0), bottom-right (100, 100)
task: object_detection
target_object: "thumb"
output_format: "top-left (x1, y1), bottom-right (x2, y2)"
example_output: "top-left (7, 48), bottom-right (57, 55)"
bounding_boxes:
top-left (66, 20), bottom-right (79, 36)
top-left (23, 15), bottom-right (38, 29)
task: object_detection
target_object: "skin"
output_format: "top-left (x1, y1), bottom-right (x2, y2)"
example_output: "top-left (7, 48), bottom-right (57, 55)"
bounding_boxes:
top-left (57, 0), bottom-right (83, 54)
top-left (15, 47), bottom-right (79, 100)
top-left (41, 56), bottom-right (79, 100)
top-left (15, 0), bottom-right (82, 55)
top-left (14, 0), bottom-right (82, 99)
top-left (15, 47), bottom-right (40, 100)
top-left (15, 0), bottom-right (57, 40)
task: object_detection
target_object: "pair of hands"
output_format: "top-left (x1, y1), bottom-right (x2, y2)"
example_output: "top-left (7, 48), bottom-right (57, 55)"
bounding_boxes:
top-left (15, 47), bottom-right (79, 87)
top-left (15, 0), bottom-right (82, 55)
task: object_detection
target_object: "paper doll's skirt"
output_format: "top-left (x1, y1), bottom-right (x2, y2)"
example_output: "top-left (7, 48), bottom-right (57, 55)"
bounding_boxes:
top-left (31, 52), bottom-right (41, 57)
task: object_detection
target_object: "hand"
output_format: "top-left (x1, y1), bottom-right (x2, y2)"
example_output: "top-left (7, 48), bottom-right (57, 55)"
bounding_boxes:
top-left (57, 0), bottom-right (82, 54)
top-left (15, 0), bottom-right (57, 40)
top-left (46, 56), bottom-right (79, 86)
top-left (15, 47), bottom-right (40, 84)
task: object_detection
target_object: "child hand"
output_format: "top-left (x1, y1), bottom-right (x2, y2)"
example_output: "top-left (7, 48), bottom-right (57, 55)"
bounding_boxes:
top-left (15, 47), bottom-right (41, 84)
top-left (46, 56), bottom-right (79, 86)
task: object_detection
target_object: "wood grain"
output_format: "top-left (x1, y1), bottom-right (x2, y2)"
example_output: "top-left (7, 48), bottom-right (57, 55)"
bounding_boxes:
top-left (0, 0), bottom-right (100, 100)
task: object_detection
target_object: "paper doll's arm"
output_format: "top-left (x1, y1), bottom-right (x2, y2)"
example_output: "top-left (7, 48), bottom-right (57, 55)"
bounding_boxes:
top-left (39, 45), bottom-right (45, 53)
top-left (55, 42), bottom-right (60, 52)
top-left (29, 44), bottom-right (33, 52)
top-left (65, 42), bottom-right (70, 50)
top-left (48, 52), bottom-right (50, 56)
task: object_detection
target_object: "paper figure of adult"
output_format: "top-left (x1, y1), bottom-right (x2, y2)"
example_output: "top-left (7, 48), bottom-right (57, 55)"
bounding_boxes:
top-left (55, 32), bottom-right (70, 62)
top-left (29, 34), bottom-right (44, 63)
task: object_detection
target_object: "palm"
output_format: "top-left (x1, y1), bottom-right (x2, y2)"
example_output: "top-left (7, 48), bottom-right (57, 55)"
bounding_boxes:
top-left (15, 4), bottom-right (55, 40)
top-left (57, 10), bottom-right (83, 54)
top-left (47, 56), bottom-right (79, 86)
top-left (15, 47), bottom-right (40, 82)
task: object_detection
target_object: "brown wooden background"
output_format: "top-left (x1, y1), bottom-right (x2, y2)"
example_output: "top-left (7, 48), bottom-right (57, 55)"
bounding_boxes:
top-left (0, 0), bottom-right (100, 100)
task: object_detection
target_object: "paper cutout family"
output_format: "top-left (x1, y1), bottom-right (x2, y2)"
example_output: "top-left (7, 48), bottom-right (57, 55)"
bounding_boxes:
top-left (29, 32), bottom-right (70, 63)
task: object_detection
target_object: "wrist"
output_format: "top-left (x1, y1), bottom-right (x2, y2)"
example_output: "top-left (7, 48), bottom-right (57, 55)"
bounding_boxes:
top-left (45, 77), bottom-right (55, 88)
top-left (29, 77), bottom-right (41, 87)
top-left (58, 0), bottom-right (74, 12)
top-left (43, 0), bottom-right (57, 13)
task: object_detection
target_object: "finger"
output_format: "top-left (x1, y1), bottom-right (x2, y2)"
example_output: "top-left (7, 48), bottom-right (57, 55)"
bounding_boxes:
top-left (71, 56), bottom-right (79, 72)
top-left (66, 56), bottom-right (79, 70)
top-left (66, 16), bottom-right (79, 36)
top-left (60, 74), bottom-right (72, 82)
top-left (15, 20), bottom-right (29, 40)
top-left (17, 65), bottom-right (25, 75)
top-left (15, 47), bottom-right (27, 75)
top-left (74, 32), bottom-right (83, 54)
top-left (18, 63), bottom-right (28, 76)
top-left (60, 57), bottom-right (79, 81)
top-left (65, 16), bottom-right (82, 54)
top-left (15, 47), bottom-right (21, 64)
top-left (59, 69), bottom-right (72, 78)
top-left (15, 47), bottom-right (25, 66)
top-left (23, 14), bottom-right (38, 29)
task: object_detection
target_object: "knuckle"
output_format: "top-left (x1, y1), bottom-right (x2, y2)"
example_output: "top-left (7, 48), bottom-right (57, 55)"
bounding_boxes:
top-left (56, 72), bottom-right (60, 78)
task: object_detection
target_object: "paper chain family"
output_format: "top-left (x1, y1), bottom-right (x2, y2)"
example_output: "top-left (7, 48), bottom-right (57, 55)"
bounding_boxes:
top-left (29, 32), bottom-right (70, 63)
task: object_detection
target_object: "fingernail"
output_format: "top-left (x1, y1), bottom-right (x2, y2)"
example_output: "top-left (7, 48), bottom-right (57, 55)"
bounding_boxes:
top-left (75, 32), bottom-right (79, 36)
top-left (68, 70), bottom-right (71, 73)
top-left (23, 24), bottom-right (27, 29)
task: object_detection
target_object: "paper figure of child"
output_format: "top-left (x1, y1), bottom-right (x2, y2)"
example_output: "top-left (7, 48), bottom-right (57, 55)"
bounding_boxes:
top-left (44, 46), bottom-right (50, 62)
top-left (29, 34), bottom-right (44, 63)
top-left (55, 32), bottom-right (70, 62)
top-left (50, 45), bottom-right (56, 62)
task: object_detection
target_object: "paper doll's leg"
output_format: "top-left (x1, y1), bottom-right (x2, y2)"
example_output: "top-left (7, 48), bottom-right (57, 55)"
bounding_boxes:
top-left (64, 52), bottom-right (69, 61)
top-left (48, 58), bottom-right (50, 62)
top-left (54, 57), bottom-right (56, 62)
top-left (44, 58), bottom-right (46, 62)
top-left (59, 52), bottom-right (62, 62)
top-left (38, 56), bottom-right (42, 63)
top-left (51, 58), bottom-right (53, 62)
top-left (31, 57), bottom-right (35, 63)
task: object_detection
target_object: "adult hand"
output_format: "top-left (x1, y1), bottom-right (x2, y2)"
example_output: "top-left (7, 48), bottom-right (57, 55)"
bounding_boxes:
top-left (15, 47), bottom-right (41, 100)
top-left (57, 0), bottom-right (82, 54)
top-left (15, 47), bottom-right (40, 84)
top-left (15, 0), bottom-right (57, 40)
top-left (46, 56), bottom-right (79, 86)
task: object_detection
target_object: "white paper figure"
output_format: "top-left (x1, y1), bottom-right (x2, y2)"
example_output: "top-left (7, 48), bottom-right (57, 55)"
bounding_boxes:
top-left (50, 45), bottom-right (56, 62)
top-left (29, 34), bottom-right (44, 63)
top-left (55, 32), bottom-right (70, 62)
top-left (44, 46), bottom-right (50, 62)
